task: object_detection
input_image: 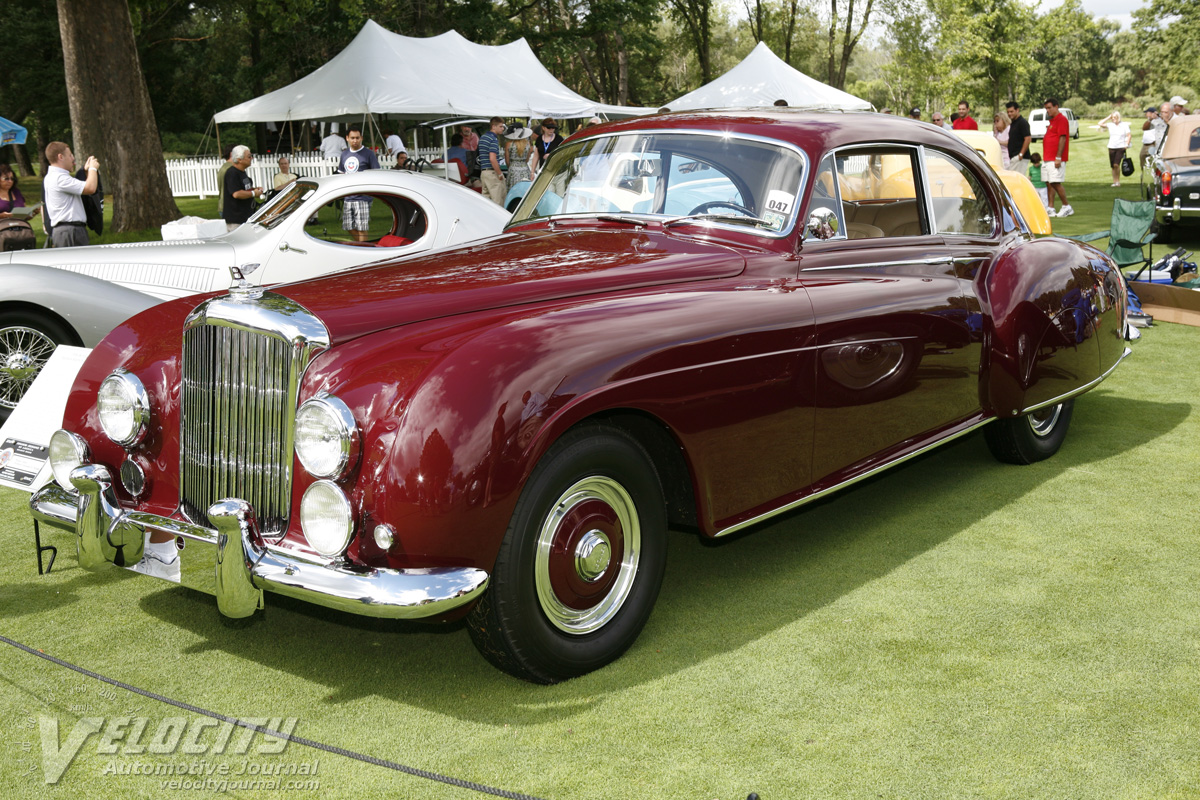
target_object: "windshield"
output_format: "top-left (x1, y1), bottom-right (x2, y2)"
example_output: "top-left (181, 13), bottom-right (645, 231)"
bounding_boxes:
top-left (511, 131), bottom-right (807, 235)
top-left (248, 180), bottom-right (317, 230)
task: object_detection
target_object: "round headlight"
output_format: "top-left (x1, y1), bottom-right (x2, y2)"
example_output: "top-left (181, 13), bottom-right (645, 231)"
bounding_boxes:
top-left (294, 394), bottom-right (358, 479)
top-left (97, 370), bottom-right (150, 446)
top-left (300, 480), bottom-right (354, 556)
top-left (49, 429), bottom-right (89, 492)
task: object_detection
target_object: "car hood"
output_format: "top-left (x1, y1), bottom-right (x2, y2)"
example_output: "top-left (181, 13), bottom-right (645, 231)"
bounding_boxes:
top-left (273, 227), bottom-right (749, 345)
top-left (0, 234), bottom-right (245, 299)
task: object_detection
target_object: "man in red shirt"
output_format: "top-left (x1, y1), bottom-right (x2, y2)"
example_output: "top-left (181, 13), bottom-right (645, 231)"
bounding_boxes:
top-left (1042, 97), bottom-right (1072, 217)
top-left (952, 100), bottom-right (978, 130)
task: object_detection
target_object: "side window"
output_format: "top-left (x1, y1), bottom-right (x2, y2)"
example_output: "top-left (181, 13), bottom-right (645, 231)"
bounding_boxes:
top-left (923, 152), bottom-right (996, 236)
top-left (303, 193), bottom-right (428, 247)
top-left (831, 148), bottom-right (927, 239)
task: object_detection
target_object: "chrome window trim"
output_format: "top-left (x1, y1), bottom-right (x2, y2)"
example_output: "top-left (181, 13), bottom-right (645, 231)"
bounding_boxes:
top-left (816, 142), bottom-right (932, 239)
top-left (918, 146), bottom-right (1002, 239)
top-left (510, 128), bottom-right (811, 240)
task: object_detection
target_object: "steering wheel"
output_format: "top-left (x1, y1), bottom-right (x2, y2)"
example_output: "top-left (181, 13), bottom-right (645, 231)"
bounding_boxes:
top-left (688, 200), bottom-right (755, 217)
top-left (412, 157), bottom-right (431, 173)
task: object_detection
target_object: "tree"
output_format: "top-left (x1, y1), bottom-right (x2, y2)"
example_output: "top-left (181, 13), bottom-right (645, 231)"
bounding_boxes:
top-left (826, 0), bottom-right (884, 90)
top-left (669, 0), bottom-right (716, 83)
top-left (1124, 0), bottom-right (1200, 97)
top-left (1027, 0), bottom-right (1115, 105)
top-left (0, 0), bottom-right (71, 175)
top-left (933, 0), bottom-right (1033, 115)
top-left (56, 0), bottom-right (179, 230)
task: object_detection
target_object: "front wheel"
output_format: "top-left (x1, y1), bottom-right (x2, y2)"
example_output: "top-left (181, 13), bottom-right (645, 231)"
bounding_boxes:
top-left (0, 312), bottom-right (76, 423)
top-left (467, 424), bottom-right (667, 683)
top-left (984, 400), bottom-right (1074, 465)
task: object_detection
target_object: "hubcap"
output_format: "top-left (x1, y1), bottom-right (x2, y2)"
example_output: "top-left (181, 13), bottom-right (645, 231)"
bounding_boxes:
top-left (574, 530), bottom-right (612, 583)
top-left (0, 326), bottom-right (58, 409)
top-left (535, 476), bottom-right (640, 634)
top-left (1028, 404), bottom-right (1062, 438)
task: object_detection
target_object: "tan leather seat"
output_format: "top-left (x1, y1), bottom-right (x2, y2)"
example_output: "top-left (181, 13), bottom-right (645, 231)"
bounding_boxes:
top-left (846, 222), bottom-right (884, 239)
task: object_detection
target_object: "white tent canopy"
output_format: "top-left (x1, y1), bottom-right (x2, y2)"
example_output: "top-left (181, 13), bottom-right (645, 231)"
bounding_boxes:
top-left (214, 20), bottom-right (647, 123)
top-left (667, 42), bottom-right (873, 112)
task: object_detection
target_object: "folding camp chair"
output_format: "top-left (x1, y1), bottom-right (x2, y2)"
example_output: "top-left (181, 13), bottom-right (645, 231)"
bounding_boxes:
top-left (1066, 198), bottom-right (1156, 278)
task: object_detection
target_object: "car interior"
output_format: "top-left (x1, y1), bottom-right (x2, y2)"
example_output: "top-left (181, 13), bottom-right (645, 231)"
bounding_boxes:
top-left (303, 192), bottom-right (429, 247)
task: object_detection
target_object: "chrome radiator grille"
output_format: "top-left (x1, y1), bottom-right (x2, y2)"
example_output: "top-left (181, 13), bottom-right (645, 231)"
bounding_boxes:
top-left (180, 324), bottom-right (296, 534)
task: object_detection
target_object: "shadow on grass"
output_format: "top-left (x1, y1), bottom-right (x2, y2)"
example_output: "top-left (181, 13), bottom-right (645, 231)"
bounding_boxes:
top-left (39, 392), bottom-right (1186, 725)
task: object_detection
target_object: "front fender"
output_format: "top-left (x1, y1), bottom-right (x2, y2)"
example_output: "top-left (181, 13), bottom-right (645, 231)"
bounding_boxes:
top-left (0, 262), bottom-right (161, 346)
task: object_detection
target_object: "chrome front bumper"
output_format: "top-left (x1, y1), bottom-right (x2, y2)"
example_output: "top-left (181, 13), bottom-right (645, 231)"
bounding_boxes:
top-left (30, 464), bottom-right (489, 620)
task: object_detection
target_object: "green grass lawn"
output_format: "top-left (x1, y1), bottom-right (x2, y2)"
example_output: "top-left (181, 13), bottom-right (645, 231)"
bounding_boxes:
top-left (2, 319), bottom-right (1198, 799)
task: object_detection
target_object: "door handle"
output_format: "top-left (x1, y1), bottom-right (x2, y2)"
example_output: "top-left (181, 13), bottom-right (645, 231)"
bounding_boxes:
top-left (278, 242), bottom-right (307, 255)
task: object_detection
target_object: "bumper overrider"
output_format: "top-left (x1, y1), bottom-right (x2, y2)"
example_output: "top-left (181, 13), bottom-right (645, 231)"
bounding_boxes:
top-left (30, 464), bottom-right (489, 620)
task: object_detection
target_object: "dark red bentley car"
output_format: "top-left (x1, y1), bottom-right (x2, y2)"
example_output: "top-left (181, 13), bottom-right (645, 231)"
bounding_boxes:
top-left (34, 112), bottom-right (1128, 682)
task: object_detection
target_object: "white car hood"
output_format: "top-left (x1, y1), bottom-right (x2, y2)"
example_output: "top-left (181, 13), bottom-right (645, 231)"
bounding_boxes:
top-left (0, 234), bottom-right (247, 301)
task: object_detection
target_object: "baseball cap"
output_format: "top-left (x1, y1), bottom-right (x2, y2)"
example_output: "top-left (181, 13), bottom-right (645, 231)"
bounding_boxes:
top-left (1170, 95), bottom-right (1188, 106)
top-left (1145, 107), bottom-right (1158, 113)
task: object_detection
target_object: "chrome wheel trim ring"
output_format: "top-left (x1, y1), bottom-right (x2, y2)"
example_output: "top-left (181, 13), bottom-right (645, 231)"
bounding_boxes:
top-left (534, 476), bottom-right (641, 635)
top-left (1028, 404), bottom-right (1062, 438)
top-left (0, 326), bottom-right (58, 409)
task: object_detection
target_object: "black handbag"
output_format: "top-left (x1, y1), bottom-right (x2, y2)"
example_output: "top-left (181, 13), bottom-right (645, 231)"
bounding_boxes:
top-left (0, 218), bottom-right (36, 251)
top-left (1121, 155), bottom-right (1134, 177)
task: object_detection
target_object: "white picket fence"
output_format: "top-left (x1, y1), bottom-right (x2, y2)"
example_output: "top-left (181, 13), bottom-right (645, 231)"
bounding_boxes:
top-left (165, 149), bottom-right (447, 198)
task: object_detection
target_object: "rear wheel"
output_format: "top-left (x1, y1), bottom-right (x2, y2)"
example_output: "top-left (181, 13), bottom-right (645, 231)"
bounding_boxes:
top-left (467, 424), bottom-right (667, 683)
top-left (0, 312), bottom-right (76, 423)
top-left (984, 400), bottom-right (1074, 465)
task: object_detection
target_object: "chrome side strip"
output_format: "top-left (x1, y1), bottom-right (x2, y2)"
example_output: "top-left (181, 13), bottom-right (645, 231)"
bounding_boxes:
top-left (803, 256), bottom-right (953, 272)
top-left (715, 345), bottom-right (1131, 538)
top-left (1020, 346), bottom-right (1131, 415)
top-left (714, 415), bottom-right (993, 538)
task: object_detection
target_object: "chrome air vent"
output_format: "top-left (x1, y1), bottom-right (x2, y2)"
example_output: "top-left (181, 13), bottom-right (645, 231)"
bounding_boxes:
top-left (179, 292), bottom-right (330, 535)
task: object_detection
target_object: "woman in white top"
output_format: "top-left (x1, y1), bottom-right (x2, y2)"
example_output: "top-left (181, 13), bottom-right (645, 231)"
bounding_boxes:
top-left (1098, 111), bottom-right (1132, 187)
top-left (993, 114), bottom-right (1011, 169)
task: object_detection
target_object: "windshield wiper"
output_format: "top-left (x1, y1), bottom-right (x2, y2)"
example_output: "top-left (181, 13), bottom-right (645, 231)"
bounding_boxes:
top-left (596, 214), bottom-right (650, 228)
top-left (664, 213), bottom-right (775, 230)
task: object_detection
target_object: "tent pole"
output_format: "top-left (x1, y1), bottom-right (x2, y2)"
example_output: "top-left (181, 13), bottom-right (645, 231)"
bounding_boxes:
top-left (441, 128), bottom-right (449, 181)
top-left (288, 120), bottom-right (295, 153)
top-left (215, 122), bottom-right (222, 159)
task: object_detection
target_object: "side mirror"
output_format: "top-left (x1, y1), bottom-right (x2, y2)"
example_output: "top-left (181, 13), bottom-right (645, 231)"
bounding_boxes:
top-left (806, 207), bottom-right (840, 241)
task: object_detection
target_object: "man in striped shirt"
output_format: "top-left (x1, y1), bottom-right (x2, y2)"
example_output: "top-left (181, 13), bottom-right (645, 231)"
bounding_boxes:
top-left (478, 117), bottom-right (508, 205)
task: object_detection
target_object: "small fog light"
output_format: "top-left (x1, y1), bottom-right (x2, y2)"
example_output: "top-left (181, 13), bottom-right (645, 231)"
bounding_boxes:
top-left (300, 480), bottom-right (353, 556)
top-left (49, 430), bottom-right (88, 492)
top-left (373, 524), bottom-right (395, 551)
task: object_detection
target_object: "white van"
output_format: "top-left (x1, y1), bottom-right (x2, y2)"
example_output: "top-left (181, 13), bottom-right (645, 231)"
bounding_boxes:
top-left (1028, 108), bottom-right (1079, 141)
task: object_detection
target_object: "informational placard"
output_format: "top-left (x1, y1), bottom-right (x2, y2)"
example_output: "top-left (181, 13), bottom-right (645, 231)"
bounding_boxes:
top-left (0, 346), bottom-right (91, 493)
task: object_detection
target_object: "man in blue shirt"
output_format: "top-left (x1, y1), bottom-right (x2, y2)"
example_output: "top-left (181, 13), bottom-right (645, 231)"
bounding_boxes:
top-left (478, 117), bottom-right (507, 205)
top-left (337, 124), bottom-right (380, 241)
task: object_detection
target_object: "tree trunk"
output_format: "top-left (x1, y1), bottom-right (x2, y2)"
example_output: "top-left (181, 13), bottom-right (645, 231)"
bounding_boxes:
top-left (12, 144), bottom-right (36, 178)
top-left (614, 31), bottom-right (630, 106)
top-left (56, 0), bottom-right (179, 231)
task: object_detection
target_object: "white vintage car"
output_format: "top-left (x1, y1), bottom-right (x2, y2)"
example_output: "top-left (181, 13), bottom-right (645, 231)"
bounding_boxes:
top-left (0, 170), bottom-right (509, 420)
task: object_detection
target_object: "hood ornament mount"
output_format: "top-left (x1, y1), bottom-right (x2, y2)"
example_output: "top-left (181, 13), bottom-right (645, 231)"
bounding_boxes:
top-left (228, 263), bottom-right (265, 301)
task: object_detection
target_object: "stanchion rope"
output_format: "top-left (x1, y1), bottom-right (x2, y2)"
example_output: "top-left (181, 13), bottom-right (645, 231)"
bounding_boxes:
top-left (0, 633), bottom-right (549, 800)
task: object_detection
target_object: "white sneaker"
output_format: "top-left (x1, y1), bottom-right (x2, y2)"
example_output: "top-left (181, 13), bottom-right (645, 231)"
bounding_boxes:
top-left (1047, 208), bottom-right (1060, 217)
top-left (1058, 204), bottom-right (1074, 217)
top-left (133, 543), bottom-right (181, 582)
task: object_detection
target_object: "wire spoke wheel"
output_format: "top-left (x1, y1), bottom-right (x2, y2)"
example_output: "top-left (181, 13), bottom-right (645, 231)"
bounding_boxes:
top-left (0, 325), bottom-right (60, 409)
